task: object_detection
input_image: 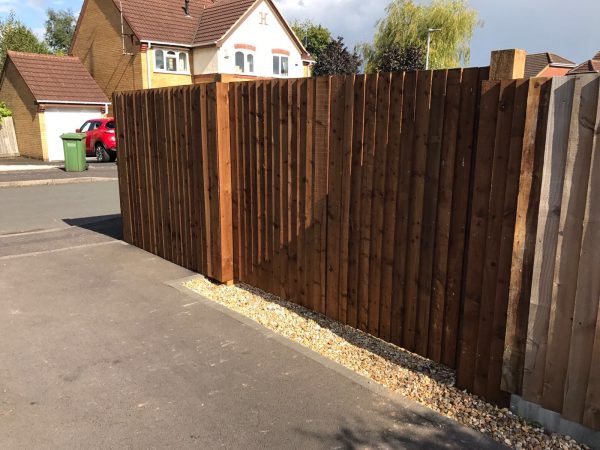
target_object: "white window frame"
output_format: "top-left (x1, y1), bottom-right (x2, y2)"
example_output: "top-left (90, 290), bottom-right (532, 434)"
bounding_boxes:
top-left (234, 49), bottom-right (255, 75)
top-left (272, 54), bottom-right (289, 77)
top-left (154, 48), bottom-right (190, 74)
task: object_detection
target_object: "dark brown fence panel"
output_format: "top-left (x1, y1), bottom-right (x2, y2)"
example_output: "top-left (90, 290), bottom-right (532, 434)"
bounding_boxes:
top-left (114, 83), bottom-right (233, 283)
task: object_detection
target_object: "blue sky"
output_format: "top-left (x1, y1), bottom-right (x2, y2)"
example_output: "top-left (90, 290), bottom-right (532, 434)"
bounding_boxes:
top-left (4, 0), bottom-right (599, 67)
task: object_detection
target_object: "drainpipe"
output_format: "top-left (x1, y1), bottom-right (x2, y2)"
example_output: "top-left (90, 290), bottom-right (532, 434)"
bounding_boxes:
top-left (146, 42), bottom-right (152, 89)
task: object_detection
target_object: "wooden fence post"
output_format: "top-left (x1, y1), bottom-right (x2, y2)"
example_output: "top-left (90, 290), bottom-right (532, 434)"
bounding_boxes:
top-left (214, 82), bottom-right (234, 283)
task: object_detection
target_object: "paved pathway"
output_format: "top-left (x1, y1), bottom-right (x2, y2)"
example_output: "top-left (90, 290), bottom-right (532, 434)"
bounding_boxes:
top-left (0, 183), bottom-right (505, 449)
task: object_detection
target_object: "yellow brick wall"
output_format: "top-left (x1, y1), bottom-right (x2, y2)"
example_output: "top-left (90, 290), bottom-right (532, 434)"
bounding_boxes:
top-left (146, 48), bottom-right (193, 88)
top-left (0, 61), bottom-right (46, 160)
top-left (71, 0), bottom-right (144, 100)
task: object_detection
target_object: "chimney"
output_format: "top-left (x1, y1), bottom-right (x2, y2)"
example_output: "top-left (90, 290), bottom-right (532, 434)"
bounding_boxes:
top-left (489, 49), bottom-right (527, 80)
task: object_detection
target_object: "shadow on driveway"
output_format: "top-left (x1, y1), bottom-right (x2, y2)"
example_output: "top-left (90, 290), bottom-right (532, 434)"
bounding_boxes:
top-left (63, 214), bottom-right (123, 240)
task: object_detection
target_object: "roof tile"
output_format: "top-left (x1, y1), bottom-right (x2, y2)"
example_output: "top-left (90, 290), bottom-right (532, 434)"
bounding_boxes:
top-left (6, 51), bottom-right (108, 104)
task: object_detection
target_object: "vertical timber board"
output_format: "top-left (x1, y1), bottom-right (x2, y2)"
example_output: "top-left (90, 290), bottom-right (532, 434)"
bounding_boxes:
top-left (564, 78), bottom-right (600, 423)
top-left (200, 84), bottom-right (213, 276)
top-left (501, 78), bottom-right (551, 394)
top-left (368, 72), bottom-right (392, 337)
top-left (325, 75), bottom-right (345, 320)
top-left (456, 80), bottom-right (500, 391)
top-left (543, 74), bottom-right (598, 413)
top-left (215, 83), bottom-right (234, 283)
top-left (428, 68), bottom-right (462, 362)
top-left (473, 80), bottom-right (516, 398)
top-left (441, 68), bottom-right (484, 368)
top-left (391, 71), bottom-right (417, 345)
top-left (229, 84), bottom-right (241, 279)
top-left (584, 303), bottom-right (600, 429)
top-left (357, 74), bottom-right (379, 332)
top-left (347, 75), bottom-right (366, 328)
top-left (402, 70), bottom-right (433, 352)
top-left (312, 76), bottom-right (330, 315)
top-left (338, 75), bottom-right (355, 323)
top-left (114, 93), bottom-right (133, 244)
top-left (485, 79), bottom-right (533, 404)
top-left (415, 69), bottom-right (447, 356)
top-left (379, 72), bottom-right (405, 342)
top-left (302, 79), bottom-right (315, 310)
top-left (521, 77), bottom-right (574, 403)
top-left (288, 80), bottom-right (299, 304)
top-left (272, 81), bottom-right (283, 297)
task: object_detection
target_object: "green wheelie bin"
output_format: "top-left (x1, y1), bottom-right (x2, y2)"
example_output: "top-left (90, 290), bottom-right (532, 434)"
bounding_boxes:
top-left (60, 133), bottom-right (88, 172)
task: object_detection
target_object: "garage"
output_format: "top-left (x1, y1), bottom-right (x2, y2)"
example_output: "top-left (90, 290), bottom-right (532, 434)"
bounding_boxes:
top-left (43, 107), bottom-right (105, 161)
top-left (0, 51), bottom-right (108, 161)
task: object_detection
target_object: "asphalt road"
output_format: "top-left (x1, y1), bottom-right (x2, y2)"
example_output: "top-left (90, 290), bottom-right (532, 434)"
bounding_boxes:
top-left (0, 182), bottom-right (505, 449)
top-left (0, 181), bottom-right (119, 234)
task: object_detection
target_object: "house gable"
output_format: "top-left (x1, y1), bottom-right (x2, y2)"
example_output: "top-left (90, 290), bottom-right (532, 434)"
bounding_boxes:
top-left (217, 0), bottom-right (306, 78)
top-left (0, 60), bottom-right (45, 159)
top-left (70, 0), bottom-right (144, 98)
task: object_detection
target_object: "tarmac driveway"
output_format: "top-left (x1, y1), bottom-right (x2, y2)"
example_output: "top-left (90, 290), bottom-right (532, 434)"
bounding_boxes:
top-left (0, 183), bottom-right (504, 449)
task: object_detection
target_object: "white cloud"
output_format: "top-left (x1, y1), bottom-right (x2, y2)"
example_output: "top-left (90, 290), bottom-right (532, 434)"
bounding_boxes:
top-left (275, 0), bottom-right (388, 49)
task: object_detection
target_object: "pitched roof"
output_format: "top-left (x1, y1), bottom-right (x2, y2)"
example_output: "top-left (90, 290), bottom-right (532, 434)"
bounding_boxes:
top-left (193, 0), bottom-right (256, 45)
top-left (524, 52), bottom-right (575, 78)
top-left (117, 0), bottom-right (212, 45)
top-left (567, 51), bottom-right (600, 75)
top-left (3, 51), bottom-right (108, 104)
top-left (114, 0), bottom-right (308, 56)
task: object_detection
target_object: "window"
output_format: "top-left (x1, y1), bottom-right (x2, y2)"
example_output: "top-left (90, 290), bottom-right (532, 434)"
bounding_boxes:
top-left (155, 49), bottom-right (165, 70)
top-left (79, 121), bottom-right (92, 132)
top-left (92, 121), bottom-right (103, 130)
top-left (246, 54), bottom-right (254, 74)
top-left (273, 55), bottom-right (289, 76)
top-left (154, 48), bottom-right (189, 73)
top-left (234, 49), bottom-right (255, 74)
top-left (235, 51), bottom-right (245, 73)
top-left (106, 121), bottom-right (115, 129)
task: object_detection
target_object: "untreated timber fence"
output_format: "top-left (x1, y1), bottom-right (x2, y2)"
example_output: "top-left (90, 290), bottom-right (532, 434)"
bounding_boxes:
top-left (114, 71), bottom-right (600, 431)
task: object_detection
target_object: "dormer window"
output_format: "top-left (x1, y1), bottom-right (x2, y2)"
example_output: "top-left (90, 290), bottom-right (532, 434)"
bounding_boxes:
top-left (154, 48), bottom-right (189, 74)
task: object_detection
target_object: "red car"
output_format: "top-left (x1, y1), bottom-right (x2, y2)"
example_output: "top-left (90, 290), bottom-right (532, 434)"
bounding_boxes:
top-left (77, 118), bottom-right (117, 162)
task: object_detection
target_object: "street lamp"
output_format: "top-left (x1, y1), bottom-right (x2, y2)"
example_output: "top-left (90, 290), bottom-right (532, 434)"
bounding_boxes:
top-left (426, 28), bottom-right (441, 70)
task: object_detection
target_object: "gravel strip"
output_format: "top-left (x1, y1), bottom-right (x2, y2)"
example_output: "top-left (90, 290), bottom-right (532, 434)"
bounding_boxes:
top-left (184, 276), bottom-right (587, 450)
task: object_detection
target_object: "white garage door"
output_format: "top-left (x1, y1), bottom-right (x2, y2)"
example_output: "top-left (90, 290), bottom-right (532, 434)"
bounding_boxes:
top-left (44, 107), bottom-right (104, 161)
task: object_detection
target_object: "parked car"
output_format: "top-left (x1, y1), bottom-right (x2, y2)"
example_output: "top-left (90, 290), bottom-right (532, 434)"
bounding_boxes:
top-left (77, 118), bottom-right (117, 162)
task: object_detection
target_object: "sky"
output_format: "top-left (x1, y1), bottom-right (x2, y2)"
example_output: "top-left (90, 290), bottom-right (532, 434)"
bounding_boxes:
top-left (3, 0), bottom-right (599, 67)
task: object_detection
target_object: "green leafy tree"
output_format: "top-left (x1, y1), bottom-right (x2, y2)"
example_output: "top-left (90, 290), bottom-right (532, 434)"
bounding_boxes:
top-left (291, 19), bottom-right (332, 59)
top-left (0, 11), bottom-right (49, 64)
top-left (0, 101), bottom-right (11, 124)
top-left (374, 44), bottom-right (425, 73)
top-left (312, 37), bottom-right (361, 77)
top-left (44, 9), bottom-right (76, 54)
top-left (362, 0), bottom-right (480, 72)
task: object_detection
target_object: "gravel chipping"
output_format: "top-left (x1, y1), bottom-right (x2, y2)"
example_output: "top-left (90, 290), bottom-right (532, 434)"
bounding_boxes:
top-left (184, 276), bottom-right (588, 450)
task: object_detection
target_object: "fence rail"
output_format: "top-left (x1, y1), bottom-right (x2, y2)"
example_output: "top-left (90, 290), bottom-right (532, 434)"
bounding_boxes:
top-left (114, 72), bottom-right (600, 431)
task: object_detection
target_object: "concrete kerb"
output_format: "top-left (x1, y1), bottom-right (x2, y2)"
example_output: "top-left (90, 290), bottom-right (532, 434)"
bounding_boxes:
top-left (168, 275), bottom-right (508, 449)
top-left (0, 177), bottom-right (117, 188)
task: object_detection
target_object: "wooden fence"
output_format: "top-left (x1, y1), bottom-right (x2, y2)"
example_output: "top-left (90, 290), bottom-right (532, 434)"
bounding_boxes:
top-left (501, 74), bottom-right (600, 430)
top-left (115, 72), bottom-right (600, 430)
top-left (113, 84), bottom-right (233, 282)
top-left (0, 117), bottom-right (19, 158)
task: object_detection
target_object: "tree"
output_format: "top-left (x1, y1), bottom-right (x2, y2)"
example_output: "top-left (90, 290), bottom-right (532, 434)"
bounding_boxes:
top-left (362, 0), bottom-right (480, 72)
top-left (45, 9), bottom-right (76, 54)
top-left (0, 11), bottom-right (49, 64)
top-left (291, 19), bottom-right (332, 59)
top-left (374, 44), bottom-right (425, 73)
top-left (312, 37), bottom-right (361, 77)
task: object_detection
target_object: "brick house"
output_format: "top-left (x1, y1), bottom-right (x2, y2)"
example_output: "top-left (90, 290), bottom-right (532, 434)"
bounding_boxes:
top-left (524, 52), bottom-right (576, 77)
top-left (70, 0), bottom-right (313, 101)
top-left (567, 51), bottom-right (600, 75)
top-left (0, 51), bottom-right (108, 161)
